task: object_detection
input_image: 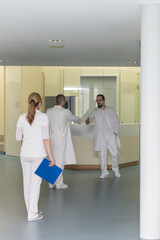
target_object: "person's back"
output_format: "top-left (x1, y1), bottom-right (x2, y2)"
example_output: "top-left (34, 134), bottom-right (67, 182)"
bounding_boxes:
top-left (47, 106), bottom-right (71, 138)
top-left (46, 94), bottom-right (81, 189)
top-left (18, 110), bottom-right (48, 158)
top-left (16, 92), bottom-right (55, 221)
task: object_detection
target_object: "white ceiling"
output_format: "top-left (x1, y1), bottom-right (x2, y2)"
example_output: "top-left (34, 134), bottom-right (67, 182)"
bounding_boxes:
top-left (0, 0), bottom-right (141, 66)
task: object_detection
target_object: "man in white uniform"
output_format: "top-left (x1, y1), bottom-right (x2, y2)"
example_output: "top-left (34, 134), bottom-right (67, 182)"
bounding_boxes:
top-left (46, 94), bottom-right (81, 189)
top-left (85, 94), bottom-right (121, 179)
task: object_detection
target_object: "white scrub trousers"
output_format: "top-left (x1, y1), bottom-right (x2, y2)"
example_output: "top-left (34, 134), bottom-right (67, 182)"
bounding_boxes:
top-left (49, 164), bottom-right (64, 188)
top-left (99, 135), bottom-right (119, 173)
top-left (21, 157), bottom-right (43, 219)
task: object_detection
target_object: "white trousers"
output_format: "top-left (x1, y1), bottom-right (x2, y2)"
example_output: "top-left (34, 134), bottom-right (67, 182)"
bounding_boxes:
top-left (98, 135), bottom-right (119, 174)
top-left (20, 157), bottom-right (43, 218)
top-left (49, 164), bottom-right (64, 188)
top-left (55, 171), bottom-right (63, 185)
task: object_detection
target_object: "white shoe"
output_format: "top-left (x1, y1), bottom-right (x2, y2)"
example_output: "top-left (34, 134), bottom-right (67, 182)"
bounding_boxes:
top-left (49, 183), bottom-right (55, 189)
top-left (28, 214), bottom-right (43, 222)
top-left (99, 171), bottom-right (109, 179)
top-left (56, 183), bottom-right (68, 189)
top-left (112, 168), bottom-right (121, 177)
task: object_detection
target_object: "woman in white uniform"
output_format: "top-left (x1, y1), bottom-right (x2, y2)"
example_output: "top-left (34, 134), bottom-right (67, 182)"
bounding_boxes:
top-left (16, 92), bottom-right (55, 221)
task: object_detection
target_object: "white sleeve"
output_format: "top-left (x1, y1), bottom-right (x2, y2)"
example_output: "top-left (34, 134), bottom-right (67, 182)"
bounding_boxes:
top-left (42, 114), bottom-right (49, 126)
top-left (16, 116), bottom-right (23, 141)
top-left (113, 111), bottom-right (120, 134)
top-left (65, 110), bottom-right (81, 124)
top-left (42, 126), bottom-right (49, 139)
top-left (42, 114), bottom-right (50, 139)
top-left (89, 109), bottom-right (95, 123)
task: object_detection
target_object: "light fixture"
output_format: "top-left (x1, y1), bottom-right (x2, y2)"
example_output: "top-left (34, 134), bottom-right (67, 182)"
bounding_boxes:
top-left (128, 60), bottom-right (140, 64)
top-left (47, 40), bottom-right (63, 43)
top-left (0, 60), bottom-right (6, 63)
top-left (48, 45), bottom-right (64, 48)
top-left (47, 39), bottom-right (64, 48)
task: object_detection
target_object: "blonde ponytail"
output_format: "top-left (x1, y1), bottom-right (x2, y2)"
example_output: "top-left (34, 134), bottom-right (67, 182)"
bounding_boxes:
top-left (26, 92), bottom-right (42, 125)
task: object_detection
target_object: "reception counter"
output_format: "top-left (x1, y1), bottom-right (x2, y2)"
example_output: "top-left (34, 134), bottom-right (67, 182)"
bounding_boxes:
top-left (65, 123), bottom-right (140, 169)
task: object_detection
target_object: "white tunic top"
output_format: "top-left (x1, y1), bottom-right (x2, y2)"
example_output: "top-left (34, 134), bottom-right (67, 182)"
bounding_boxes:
top-left (16, 110), bottom-right (49, 158)
top-left (89, 106), bottom-right (121, 151)
top-left (46, 106), bottom-right (81, 167)
top-left (100, 108), bottom-right (113, 137)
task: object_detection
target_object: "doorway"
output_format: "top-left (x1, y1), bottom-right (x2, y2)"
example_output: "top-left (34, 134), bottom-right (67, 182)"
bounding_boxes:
top-left (79, 76), bottom-right (118, 122)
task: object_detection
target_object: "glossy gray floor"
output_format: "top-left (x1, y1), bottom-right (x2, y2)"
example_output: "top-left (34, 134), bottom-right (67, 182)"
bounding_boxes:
top-left (0, 155), bottom-right (140, 240)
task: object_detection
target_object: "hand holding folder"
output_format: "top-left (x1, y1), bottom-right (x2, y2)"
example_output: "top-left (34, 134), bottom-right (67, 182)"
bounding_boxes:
top-left (35, 158), bottom-right (62, 185)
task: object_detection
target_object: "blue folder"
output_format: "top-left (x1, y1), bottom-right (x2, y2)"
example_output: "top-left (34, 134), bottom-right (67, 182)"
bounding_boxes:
top-left (35, 158), bottom-right (62, 185)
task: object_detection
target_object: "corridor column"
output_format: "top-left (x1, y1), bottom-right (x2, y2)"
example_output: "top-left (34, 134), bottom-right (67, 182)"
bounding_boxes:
top-left (140, 1), bottom-right (160, 240)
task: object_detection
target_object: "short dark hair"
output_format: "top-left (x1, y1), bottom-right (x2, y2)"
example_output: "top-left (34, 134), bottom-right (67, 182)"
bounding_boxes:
top-left (96, 94), bottom-right (105, 100)
top-left (56, 94), bottom-right (65, 105)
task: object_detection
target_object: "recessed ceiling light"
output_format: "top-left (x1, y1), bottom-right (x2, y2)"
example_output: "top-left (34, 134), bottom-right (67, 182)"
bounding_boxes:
top-left (0, 60), bottom-right (6, 63)
top-left (48, 45), bottom-right (64, 48)
top-left (128, 60), bottom-right (140, 64)
top-left (47, 40), bottom-right (63, 43)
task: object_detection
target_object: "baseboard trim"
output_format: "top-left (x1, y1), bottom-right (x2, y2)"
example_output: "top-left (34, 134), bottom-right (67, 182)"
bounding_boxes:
top-left (64, 161), bottom-right (139, 170)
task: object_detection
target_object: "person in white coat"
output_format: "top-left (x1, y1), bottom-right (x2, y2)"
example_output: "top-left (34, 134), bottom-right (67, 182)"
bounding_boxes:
top-left (46, 94), bottom-right (81, 189)
top-left (16, 92), bottom-right (55, 221)
top-left (85, 94), bottom-right (121, 179)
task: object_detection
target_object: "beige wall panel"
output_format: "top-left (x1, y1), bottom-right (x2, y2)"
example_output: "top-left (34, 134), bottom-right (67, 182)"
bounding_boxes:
top-left (41, 67), bottom-right (64, 111)
top-left (63, 69), bottom-right (80, 87)
top-left (72, 137), bottom-right (99, 165)
top-left (120, 67), bottom-right (140, 73)
top-left (6, 66), bottom-right (21, 156)
top-left (44, 70), bottom-right (63, 96)
top-left (119, 136), bottom-right (140, 164)
top-left (0, 144), bottom-right (4, 151)
top-left (63, 69), bottom-right (81, 97)
top-left (120, 70), bottom-right (140, 123)
top-left (120, 70), bottom-right (139, 92)
top-left (103, 68), bottom-right (120, 75)
top-left (21, 67), bottom-right (42, 113)
top-left (0, 67), bottom-right (5, 136)
top-left (41, 67), bottom-right (62, 72)
top-left (72, 136), bottom-right (139, 165)
top-left (81, 68), bottom-right (103, 76)
top-left (137, 72), bottom-right (141, 122)
top-left (104, 67), bottom-right (140, 73)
